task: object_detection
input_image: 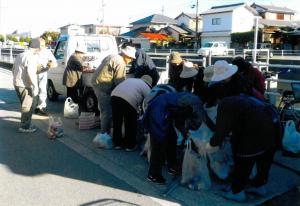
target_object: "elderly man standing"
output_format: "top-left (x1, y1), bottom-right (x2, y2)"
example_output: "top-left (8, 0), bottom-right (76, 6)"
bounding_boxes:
top-left (35, 38), bottom-right (57, 116)
top-left (12, 38), bottom-right (42, 133)
top-left (92, 46), bottom-right (136, 144)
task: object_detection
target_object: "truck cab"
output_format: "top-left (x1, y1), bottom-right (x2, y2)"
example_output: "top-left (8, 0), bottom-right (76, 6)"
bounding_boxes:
top-left (197, 42), bottom-right (228, 56)
top-left (47, 34), bottom-right (118, 111)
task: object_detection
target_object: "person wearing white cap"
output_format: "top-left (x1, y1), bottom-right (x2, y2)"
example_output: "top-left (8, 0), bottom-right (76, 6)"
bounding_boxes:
top-left (92, 46), bottom-right (136, 145)
top-left (12, 37), bottom-right (42, 133)
top-left (110, 75), bottom-right (152, 151)
top-left (62, 43), bottom-right (88, 104)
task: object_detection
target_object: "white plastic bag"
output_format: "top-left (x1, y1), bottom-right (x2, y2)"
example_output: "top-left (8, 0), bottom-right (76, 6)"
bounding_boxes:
top-left (79, 112), bottom-right (95, 130)
top-left (47, 116), bottom-right (63, 139)
top-left (189, 122), bottom-right (214, 155)
top-left (64, 97), bottom-right (79, 119)
top-left (181, 139), bottom-right (211, 190)
top-left (282, 120), bottom-right (300, 153)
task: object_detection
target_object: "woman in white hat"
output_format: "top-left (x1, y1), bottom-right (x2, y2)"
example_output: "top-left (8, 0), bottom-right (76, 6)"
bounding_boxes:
top-left (175, 61), bottom-right (199, 92)
top-left (62, 43), bottom-right (88, 104)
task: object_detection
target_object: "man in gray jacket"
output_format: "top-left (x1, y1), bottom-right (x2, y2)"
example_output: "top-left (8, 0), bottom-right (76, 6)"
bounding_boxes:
top-left (12, 38), bottom-right (42, 133)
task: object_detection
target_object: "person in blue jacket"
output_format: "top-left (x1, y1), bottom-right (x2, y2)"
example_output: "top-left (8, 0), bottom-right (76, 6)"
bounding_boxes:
top-left (144, 92), bottom-right (205, 184)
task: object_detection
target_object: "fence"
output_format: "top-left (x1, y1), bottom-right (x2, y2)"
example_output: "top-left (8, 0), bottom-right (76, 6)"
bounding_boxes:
top-left (0, 47), bottom-right (25, 63)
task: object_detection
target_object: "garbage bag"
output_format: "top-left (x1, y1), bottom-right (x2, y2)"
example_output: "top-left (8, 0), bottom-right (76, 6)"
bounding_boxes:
top-left (64, 97), bottom-right (79, 119)
top-left (47, 116), bottom-right (63, 139)
top-left (282, 120), bottom-right (300, 153)
top-left (181, 139), bottom-right (211, 189)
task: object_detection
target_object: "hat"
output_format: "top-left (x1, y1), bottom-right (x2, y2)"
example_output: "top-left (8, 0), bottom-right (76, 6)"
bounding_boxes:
top-left (203, 65), bottom-right (214, 82)
top-left (141, 75), bottom-right (152, 87)
top-left (169, 52), bottom-right (182, 64)
top-left (121, 46), bottom-right (136, 59)
top-left (75, 44), bottom-right (87, 54)
top-left (29, 38), bottom-right (41, 49)
top-left (211, 60), bottom-right (238, 82)
top-left (180, 61), bottom-right (198, 78)
top-left (232, 56), bottom-right (251, 73)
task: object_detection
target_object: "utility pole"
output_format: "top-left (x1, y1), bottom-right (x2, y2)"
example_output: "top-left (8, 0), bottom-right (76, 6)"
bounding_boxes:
top-left (192, 0), bottom-right (199, 49)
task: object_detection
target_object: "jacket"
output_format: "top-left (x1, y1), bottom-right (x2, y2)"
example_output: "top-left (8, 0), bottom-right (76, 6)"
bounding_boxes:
top-left (62, 54), bottom-right (83, 87)
top-left (92, 54), bottom-right (126, 94)
top-left (144, 92), bottom-right (204, 142)
top-left (210, 95), bottom-right (280, 156)
top-left (12, 50), bottom-right (38, 90)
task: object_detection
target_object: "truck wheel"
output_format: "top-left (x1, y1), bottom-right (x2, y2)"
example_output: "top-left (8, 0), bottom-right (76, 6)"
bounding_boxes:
top-left (47, 80), bottom-right (58, 101)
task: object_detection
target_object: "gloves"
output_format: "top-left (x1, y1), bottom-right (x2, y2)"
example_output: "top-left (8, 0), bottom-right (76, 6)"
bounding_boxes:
top-left (205, 142), bottom-right (219, 153)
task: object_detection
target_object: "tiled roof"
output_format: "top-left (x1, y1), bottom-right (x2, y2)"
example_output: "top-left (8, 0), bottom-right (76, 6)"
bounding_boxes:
top-left (140, 33), bottom-right (169, 41)
top-left (201, 3), bottom-right (245, 15)
top-left (131, 14), bottom-right (177, 25)
top-left (120, 27), bottom-right (148, 37)
top-left (168, 25), bottom-right (188, 34)
top-left (252, 3), bottom-right (295, 14)
top-left (259, 19), bottom-right (300, 28)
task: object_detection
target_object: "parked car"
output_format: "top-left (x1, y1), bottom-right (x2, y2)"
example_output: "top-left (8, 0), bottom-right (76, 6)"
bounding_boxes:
top-left (47, 34), bottom-right (118, 112)
top-left (197, 42), bottom-right (228, 56)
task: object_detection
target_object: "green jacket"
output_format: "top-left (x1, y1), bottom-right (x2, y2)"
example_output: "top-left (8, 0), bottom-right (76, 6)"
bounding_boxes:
top-left (92, 54), bottom-right (126, 93)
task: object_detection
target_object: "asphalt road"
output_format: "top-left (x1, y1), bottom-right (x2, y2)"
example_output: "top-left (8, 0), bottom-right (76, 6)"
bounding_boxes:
top-left (0, 68), bottom-right (165, 206)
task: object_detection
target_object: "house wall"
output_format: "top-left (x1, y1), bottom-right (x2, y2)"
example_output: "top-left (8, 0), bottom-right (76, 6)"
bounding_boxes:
top-left (176, 15), bottom-right (203, 32)
top-left (202, 12), bottom-right (233, 32)
top-left (60, 25), bottom-right (84, 35)
top-left (265, 12), bottom-right (294, 21)
top-left (232, 7), bottom-right (255, 33)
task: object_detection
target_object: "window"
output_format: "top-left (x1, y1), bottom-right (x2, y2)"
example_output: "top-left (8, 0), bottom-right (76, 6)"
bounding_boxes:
top-left (277, 13), bottom-right (284, 20)
top-left (212, 18), bottom-right (221, 25)
top-left (54, 41), bottom-right (66, 60)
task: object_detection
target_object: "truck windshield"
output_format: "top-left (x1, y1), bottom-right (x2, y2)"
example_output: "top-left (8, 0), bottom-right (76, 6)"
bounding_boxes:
top-left (203, 43), bottom-right (213, 48)
top-left (86, 40), bottom-right (101, 52)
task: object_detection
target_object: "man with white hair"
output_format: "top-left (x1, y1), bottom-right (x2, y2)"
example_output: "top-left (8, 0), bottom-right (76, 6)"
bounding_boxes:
top-left (35, 38), bottom-right (57, 116)
top-left (92, 46), bottom-right (136, 145)
top-left (12, 38), bottom-right (42, 133)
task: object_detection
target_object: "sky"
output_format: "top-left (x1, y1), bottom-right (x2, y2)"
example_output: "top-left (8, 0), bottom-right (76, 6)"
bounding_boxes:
top-left (0, 0), bottom-right (299, 37)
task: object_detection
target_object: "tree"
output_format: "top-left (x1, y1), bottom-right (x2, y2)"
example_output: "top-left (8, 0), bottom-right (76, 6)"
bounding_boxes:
top-left (25, 36), bottom-right (30, 43)
top-left (41, 31), bottom-right (60, 45)
top-left (231, 30), bottom-right (262, 47)
top-left (7, 35), bottom-right (18, 42)
top-left (19, 36), bottom-right (25, 42)
top-left (0, 34), bottom-right (4, 42)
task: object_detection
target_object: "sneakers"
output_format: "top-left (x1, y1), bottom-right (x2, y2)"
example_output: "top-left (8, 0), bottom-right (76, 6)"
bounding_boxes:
top-left (114, 145), bottom-right (123, 150)
top-left (125, 145), bottom-right (137, 152)
top-left (246, 185), bottom-right (267, 196)
top-left (35, 108), bottom-right (49, 116)
top-left (147, 174), bottom-right (166, 185)
top-left (223, 190), bottom-right (246, 202)
top-left (18, 126), bottom-right (37, 133)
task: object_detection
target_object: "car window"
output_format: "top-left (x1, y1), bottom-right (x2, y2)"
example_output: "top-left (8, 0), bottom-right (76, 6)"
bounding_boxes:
top-left (86, 40), bottom-right (101, 52)
top-left (213, 43), bottom-right (218, 48)
top-left (204, 43), bottom-right (213, 48)
top-left (54, 41), bottom-right (66, 60)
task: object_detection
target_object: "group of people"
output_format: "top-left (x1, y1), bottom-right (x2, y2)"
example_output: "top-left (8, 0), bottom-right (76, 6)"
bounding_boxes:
top-left (12, 40), bottom-right (282, 202)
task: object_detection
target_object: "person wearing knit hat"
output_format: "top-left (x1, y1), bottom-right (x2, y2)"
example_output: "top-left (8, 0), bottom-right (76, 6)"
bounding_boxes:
top-left (168, 52), bottom-right (184, 84)
top-left (12, 37), bottom-right (43, 133)
top-left (111, 76), bottom-right (152, 151)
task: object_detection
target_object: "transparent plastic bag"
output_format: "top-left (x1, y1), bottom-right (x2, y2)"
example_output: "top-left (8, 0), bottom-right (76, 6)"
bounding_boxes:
top-left (47, 116), bottom-right (63, 139)
top-left (181, 139), bottom-right (211, 190)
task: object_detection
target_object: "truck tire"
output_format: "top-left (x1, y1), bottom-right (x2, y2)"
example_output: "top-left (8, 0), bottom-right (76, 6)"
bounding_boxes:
top-left (47, 80), bottom-right (58, 101)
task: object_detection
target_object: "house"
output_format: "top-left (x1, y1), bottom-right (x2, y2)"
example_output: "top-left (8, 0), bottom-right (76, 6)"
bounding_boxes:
top-left (129, 14), bottom-right (177, 32)
top-left (175, 12), bottom-right (203, 32)
top-left (251, 3), bottom-right (300, 44)
top-left (159, 25), bottom-right (190, 42)
top-left (81, 24), bottom-right (122, 36)
top-left (200, 3), bottom-right (258, 46)
top-left (59, 24), bottom-right (85, 35)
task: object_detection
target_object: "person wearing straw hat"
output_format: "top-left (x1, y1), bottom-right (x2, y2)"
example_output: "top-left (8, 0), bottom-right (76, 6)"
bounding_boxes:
top-left (62, 43), bottom-right (88, 104)
top-left (92, 46), bottom-right (136, 146)
top-left (168, 52), bottom-right (184, 84)
top-left (175, 61), bottom-right (199, 92)
top-left (111, 75), bottom-right (152, 151)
